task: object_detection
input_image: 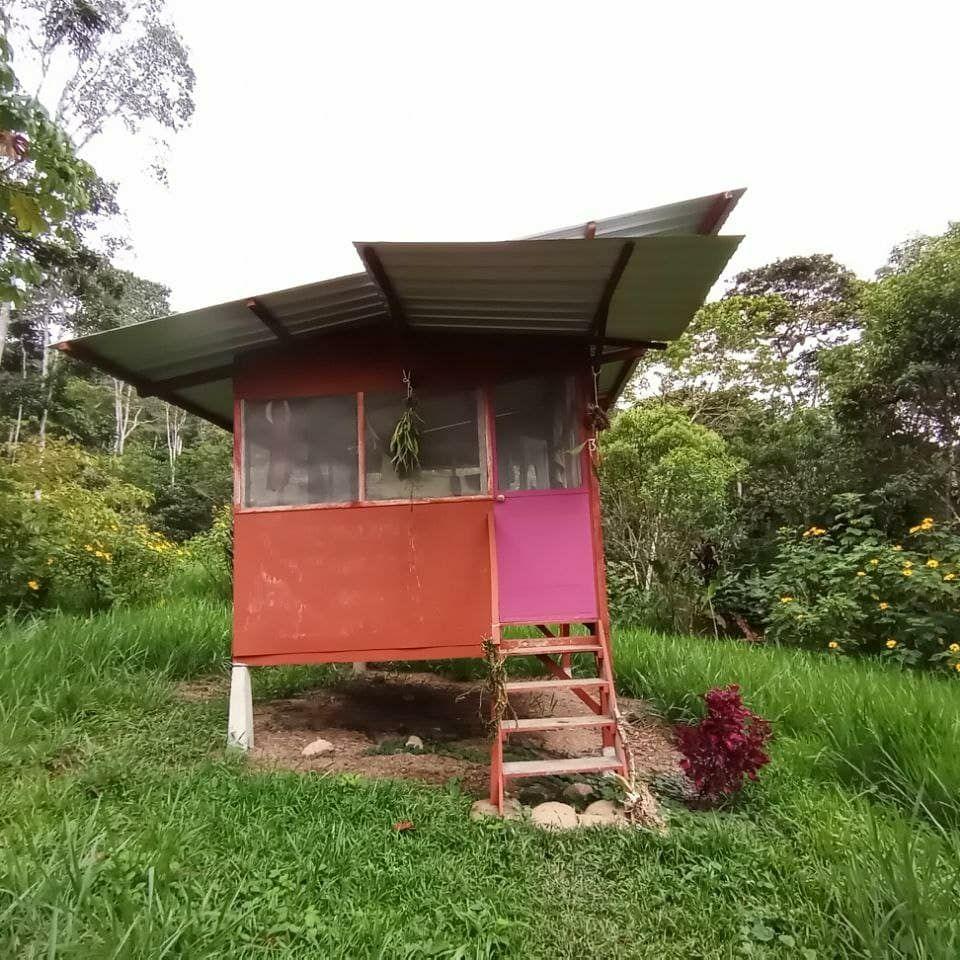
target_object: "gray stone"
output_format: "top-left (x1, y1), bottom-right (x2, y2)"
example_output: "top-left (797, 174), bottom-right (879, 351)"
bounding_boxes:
top-left (301, 738), bottom-right (334, 757)
top-left (578, 799), bottom-right (625, 828)
top-left (405, 735), bottom-right (424, 751)
top-left (517, 782), bottom-right (552, 805)
top-left (531, 801), bottom-right (579, 830)
top-left (469, 798), bottom-right (522, 821)
top-left (562, 782), bottom-right (596, 804)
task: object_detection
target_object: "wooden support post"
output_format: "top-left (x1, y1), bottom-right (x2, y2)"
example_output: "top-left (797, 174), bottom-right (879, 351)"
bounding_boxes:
top-left (352, 662), bottom-right (367, 674)
top-left (227, 663), bottom-right (254, 750)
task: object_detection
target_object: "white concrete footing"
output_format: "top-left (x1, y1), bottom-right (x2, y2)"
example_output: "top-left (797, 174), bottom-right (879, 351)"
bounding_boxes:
top-left (351, 662), bottom-right (367, 674)
top-left (227, 663), bottom-right (254, 750)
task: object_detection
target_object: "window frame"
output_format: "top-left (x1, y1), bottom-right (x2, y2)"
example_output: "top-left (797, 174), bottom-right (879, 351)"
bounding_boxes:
top-left (236, 386), bottom-right (496, 514)
top-left (489, 372), bottom-right (590, 497)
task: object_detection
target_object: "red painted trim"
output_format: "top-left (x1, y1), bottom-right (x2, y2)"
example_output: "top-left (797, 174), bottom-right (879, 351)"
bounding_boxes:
top-left (232, 395), bottom-right (242, 509)
top-left (235, 493), bottom-right (494, 515)
top-left (237, 643), bottom-right (483, 666)
top-left (493, 486), bottom-right (587, 500)
top-left (487, 512), bottom-right (500, 635)
top-left (697, 188), bottom-right (745, 235)
top-left (482, 384), bottom-right (496, 494)
top-left (356, 391), bottom-right (366, 502)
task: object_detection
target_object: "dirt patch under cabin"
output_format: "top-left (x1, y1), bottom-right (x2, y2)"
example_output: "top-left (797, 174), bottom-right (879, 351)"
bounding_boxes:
top-left (181, 669), bottom-right (681, 798)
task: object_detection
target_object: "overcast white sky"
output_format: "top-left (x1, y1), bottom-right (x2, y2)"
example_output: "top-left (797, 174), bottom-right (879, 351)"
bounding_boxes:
top-left (83, 0), bottom-right (960, 313)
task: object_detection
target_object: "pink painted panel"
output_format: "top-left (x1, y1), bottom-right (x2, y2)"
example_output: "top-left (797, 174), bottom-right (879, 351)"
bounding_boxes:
top-left (494, 490), bottom-right (598, 623)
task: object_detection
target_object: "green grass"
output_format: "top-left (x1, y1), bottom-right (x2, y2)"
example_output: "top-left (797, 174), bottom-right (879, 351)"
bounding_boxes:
top-left (1, 602), bottom-right (959, 958)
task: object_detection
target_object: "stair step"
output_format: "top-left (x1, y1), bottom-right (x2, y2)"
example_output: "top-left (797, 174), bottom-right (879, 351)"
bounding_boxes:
top-left (499, 643), bottom-right (602, 657)
top-left (504, 678), bottom-right (609, 694)
top-left (502, 756), bottom-right (622, 778)
top-left (501, 715), bottom-right (616, 733)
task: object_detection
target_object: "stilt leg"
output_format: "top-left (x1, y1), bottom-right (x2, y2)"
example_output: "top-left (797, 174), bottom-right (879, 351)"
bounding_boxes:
top-left (489, 731), bottom-right (504, 813)
top-left (351, 662), bottom-right (367, 674)
top-left (227, 663), bottom-right (254, 750)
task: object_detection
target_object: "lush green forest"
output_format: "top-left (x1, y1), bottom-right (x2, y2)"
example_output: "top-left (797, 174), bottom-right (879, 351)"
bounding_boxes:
top-left (2, 2), bottom-right (958, 671)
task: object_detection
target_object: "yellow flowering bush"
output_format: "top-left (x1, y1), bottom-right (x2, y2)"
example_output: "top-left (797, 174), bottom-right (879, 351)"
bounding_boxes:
top-left (764, 496), bottom-right (960, 670)
top-left (0, 441), bottom-right (178, 611)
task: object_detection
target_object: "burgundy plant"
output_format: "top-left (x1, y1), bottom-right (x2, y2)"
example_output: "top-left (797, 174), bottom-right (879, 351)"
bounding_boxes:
top-left (675, 685), bottom-right (772, 805)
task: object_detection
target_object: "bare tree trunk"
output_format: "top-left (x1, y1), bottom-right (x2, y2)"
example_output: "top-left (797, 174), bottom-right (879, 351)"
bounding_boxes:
top-left (0, 301), bottom-right (9, 368)
top-left (165, 404), bottom-right (186, 484)
top-left (9, 337), bottom-right (27, 453)
top-left (112, 380), bottom-right (146, 456)
top-left (37, 324), bottom-right (50, 449)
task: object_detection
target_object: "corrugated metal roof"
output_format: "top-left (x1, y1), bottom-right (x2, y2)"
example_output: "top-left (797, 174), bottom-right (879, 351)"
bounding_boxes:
top-left (56, 189), bottom-right (744, 428)
top-left (524, 189), bottom-right (745, 240)
top-left (362, 240), bottom-right (623, 334)
top-left (606, 235), bottom-right (743, 340)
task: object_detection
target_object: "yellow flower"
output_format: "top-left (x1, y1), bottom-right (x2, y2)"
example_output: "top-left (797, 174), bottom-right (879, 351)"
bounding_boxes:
top-left (909, 525), bottom-right (921, 534)
top-left (869, 559), bottom-right (879, 566)
top-left (84, 544), bottom-right (93, 552)
top-left (856, 571), bottom-right (866, 577)
top-left (46, 557), bottom-right (54, 565)
top-left (886, 639), bottom-right (897, 649)
top-left (780, 596), bottom-right (794, 604)
top-left (828, 641), bottom-right (839, 650)
top-left (926, 559), bottom-right (939, 569)
top-left (892, 545), bottom-right (903, 551)
top-left (949, 643), bottom-right (960, 653)
top-left (954, 662), bottom-right (960, 672)
top-left (27, 580), bottom-right (39, 591)
top-left (945, 573), bottom-right (958, 582)
top-left (923, 517), bottom-right (934, 526)
top-left (878, 602), bottom-right (890, 611)
top-left (902, 569), bottom-right (914, 577)
top-left (902, 560), bottom-right (914, 568)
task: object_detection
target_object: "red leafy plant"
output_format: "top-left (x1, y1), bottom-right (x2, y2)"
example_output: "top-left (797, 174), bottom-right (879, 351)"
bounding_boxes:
top-left (675, 685), bottom-right (772, 807)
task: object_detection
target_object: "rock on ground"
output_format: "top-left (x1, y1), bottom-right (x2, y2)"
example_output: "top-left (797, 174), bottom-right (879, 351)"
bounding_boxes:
top-left (579, 799), bottom-right (627, 828)
top-left (301, 738), bottom-right (334, 757)
top-left (405, 735), bottom-right (424, 751)
top-left (562, 781), bottom-right (596, 805)
top-left (530, 802), bottom-right (579, 830)
top-left (469, 798), bottom-right (522, 821)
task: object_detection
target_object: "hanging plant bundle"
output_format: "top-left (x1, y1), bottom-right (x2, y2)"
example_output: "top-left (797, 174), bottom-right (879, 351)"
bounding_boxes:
top-left (389, 373), bottom-right (422, 478)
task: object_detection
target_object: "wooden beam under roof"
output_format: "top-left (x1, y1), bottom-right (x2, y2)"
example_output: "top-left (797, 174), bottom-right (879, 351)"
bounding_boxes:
top-left (246, 298), bottom-right (292, 341)
top-left (55, 340), bottom-right (232, 431)
top-left (357, 244), bottom-right (408, 332)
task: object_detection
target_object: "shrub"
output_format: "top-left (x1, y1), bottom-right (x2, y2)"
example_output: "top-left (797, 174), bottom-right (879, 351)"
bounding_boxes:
top-left (0, 440), bottom-right (179, 612)
top-left (675, 685), bottom-right (772, 806)
top-left (177, 503), bottom-right (233, 599)
top-left (763, 495), bottom-right (960, 671)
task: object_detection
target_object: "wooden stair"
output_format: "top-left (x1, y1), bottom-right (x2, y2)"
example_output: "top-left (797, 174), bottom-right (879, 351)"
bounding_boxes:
top-left (488, 622), bottom-right (628, 812)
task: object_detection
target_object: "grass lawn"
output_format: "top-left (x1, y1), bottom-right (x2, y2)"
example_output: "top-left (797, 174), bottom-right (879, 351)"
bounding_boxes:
top-left (1, 600), bottom-right (959, 958)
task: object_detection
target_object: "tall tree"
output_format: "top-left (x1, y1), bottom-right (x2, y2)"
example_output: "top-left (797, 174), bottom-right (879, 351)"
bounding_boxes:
top-left (826, 225), bottom-right (960, 521)
top-left (5, 0), bottom-right (195, 162)
top-left (629, 255), bottom-right (862, 410)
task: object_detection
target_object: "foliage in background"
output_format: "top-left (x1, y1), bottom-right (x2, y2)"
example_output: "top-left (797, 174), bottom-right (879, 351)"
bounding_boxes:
top-left (600, 403), bottom-right (741, 632)
top-left (611, 233), bottom-right (960, 662)
top-left (759, 497), bottom-right (960, 671)
top-left (674, 684), bottom-right (772, 805)
top-left (0, 34), bottom-right (96, 303)
top-left (0, 439), bottom-right (180, 610)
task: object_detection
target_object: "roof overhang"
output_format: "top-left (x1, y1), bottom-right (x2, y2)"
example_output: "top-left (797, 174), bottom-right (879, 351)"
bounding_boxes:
top-left (56, 189), bottom-right (745, 429)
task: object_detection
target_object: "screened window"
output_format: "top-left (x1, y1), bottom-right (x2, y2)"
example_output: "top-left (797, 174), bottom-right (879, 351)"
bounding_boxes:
top-left (364, 389), bottom-right (486, 500)
top-left (243, 395), bottom-right (358, 507)
top-left (494, 376), bottom-right (582, 491)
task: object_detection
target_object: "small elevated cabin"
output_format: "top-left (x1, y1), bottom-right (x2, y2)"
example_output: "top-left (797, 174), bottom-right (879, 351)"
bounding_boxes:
top-left (58, 190), bottom-right (744, 809)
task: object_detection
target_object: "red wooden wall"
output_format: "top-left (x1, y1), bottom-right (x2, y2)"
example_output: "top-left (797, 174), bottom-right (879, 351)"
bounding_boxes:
top-left (232, 333), bottom-right (592, 666)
